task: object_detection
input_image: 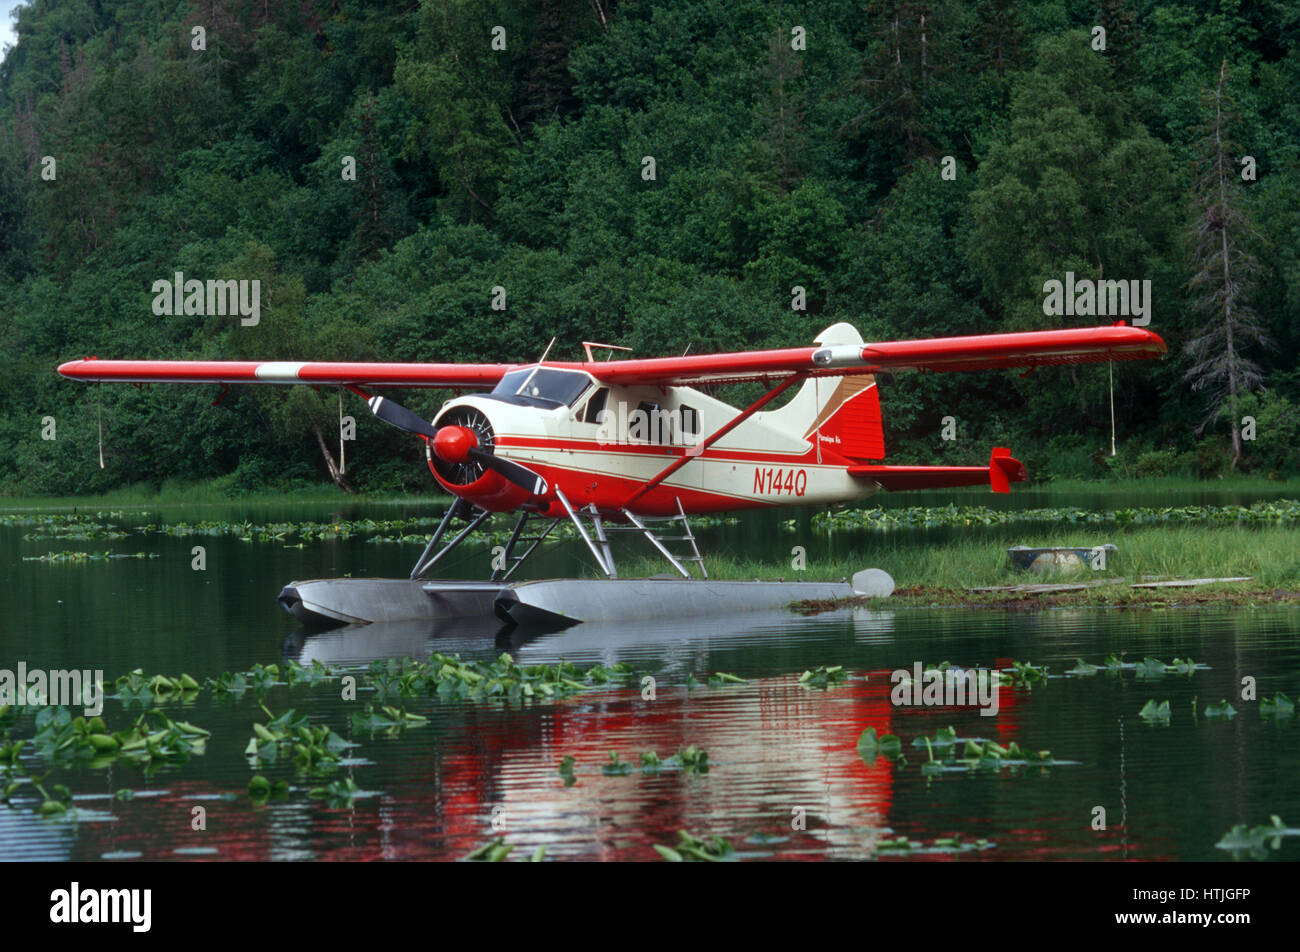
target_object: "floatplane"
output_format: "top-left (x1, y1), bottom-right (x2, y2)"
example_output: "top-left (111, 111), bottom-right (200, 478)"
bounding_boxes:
top-left (58, 321), bottom-right (1165, 628)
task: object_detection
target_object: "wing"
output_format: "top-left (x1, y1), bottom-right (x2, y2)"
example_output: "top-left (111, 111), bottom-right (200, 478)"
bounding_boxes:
top-left (578, 324), bottom-right (1166, 386)
top-left (57, 325), bottom-right (1165, 389)
top-left (56, 359), bottom-right (516, 389)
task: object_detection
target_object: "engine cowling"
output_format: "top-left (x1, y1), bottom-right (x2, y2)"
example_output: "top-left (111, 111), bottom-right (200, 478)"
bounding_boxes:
top-left (426, 404), bottom-right (534, 511)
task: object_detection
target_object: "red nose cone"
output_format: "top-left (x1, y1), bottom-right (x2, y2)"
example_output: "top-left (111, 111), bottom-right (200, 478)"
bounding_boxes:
top-left (432, 424), bottom-right (477, 464)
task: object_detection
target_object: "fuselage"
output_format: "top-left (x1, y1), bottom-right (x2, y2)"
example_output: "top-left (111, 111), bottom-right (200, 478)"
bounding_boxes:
top-left (428, 366), bottom-right (879, 517)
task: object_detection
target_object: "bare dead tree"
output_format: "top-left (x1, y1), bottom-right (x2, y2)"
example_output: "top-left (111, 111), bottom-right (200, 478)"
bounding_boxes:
top-left (1185, 59), bottom-right (1267, 468)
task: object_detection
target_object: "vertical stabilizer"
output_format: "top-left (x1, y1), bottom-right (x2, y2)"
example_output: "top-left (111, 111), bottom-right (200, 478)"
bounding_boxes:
top-left (758, 323), bottom-right (885, 461)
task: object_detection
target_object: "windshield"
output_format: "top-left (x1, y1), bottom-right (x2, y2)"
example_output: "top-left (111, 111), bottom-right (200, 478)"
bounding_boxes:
top-left (489, 367), bottom-right (591, 408)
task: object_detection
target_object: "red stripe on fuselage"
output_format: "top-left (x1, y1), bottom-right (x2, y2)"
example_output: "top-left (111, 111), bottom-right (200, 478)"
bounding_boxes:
top-left (492, 434), bottom-right (854, 467)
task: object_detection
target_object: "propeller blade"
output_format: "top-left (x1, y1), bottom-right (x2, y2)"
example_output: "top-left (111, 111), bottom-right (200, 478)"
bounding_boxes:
top-left (367, 396), bottom-right (437, 439)
top-left (468, 448), bottom-right (548, 496)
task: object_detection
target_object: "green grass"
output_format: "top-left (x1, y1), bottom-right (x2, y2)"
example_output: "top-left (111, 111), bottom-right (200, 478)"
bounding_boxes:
top-left (621, 525), bottom-right (1300, 608)
top-left (628, 526), bottom-right (1297, 587)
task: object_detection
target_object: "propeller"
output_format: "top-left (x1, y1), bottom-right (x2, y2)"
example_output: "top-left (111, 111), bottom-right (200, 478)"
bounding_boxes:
top-left (367, 396), bottom-right (547, 496)
top-left (368, 395), bottom-right (437, 439)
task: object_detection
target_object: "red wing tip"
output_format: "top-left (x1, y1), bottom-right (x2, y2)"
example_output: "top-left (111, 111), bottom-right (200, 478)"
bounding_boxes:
top-left (1120, 324), bottom-right (1166, 353)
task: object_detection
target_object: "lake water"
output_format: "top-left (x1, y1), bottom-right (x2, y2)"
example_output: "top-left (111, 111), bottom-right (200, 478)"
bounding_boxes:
top-left (1, 488), bottom-right (1298, 861)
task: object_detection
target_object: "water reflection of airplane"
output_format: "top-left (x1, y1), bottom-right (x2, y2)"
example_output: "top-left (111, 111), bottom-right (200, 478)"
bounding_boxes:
top-left (282, 607), bottom-right (898, 670)
top-left (276, 610), bottom-right (909, 860)
top-left (267, 613), bottom-right (1049, 860)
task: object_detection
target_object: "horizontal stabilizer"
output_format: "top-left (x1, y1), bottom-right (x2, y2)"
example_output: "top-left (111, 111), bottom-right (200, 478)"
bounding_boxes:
top-left (849, 447), bottom-right (1027, 494)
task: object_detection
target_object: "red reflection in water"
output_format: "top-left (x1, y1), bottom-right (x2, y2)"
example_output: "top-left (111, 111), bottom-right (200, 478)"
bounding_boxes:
top-left (59, 665), bottom-right (1168, 862)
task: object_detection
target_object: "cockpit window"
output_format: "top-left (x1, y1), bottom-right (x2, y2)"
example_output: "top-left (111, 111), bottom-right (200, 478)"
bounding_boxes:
top-left (489, 368), bottom-right (591, 408)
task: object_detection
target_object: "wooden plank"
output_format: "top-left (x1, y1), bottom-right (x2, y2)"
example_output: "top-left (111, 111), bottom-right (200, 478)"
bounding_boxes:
top-left (966, 578), bottom-right (1128, 594)
top-left (1133, 580), bottom-right (1253, 587)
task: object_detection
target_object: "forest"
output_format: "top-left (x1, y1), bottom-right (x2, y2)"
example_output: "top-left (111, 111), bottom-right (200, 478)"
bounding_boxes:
top-left (0, 0), bottom-right (1297, 496)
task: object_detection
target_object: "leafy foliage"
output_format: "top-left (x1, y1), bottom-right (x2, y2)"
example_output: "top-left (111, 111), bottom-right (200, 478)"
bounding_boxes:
top-left (3, 0), bottom-right (1300, 493)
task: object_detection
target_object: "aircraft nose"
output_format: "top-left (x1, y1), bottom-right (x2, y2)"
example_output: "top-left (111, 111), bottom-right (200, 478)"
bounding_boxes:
top-left (432, 424), bottom-right (478, 464)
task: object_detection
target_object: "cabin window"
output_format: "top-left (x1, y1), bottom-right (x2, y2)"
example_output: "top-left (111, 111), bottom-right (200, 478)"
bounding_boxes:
top-left (679, 404), bottom-right (700, 439)
top-left (580, 387), bottom-right (609, 423)
top-left (628, 401), bottom-right (660, 443)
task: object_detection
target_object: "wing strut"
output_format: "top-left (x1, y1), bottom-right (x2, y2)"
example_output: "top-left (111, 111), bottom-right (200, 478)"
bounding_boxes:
top-left (409, 499), bottom-right (493, 580)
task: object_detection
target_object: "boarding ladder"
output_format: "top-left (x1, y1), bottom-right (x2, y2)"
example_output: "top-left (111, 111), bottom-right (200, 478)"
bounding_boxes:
top-left (554, 490), bottom-right (708, 580)
top-left (610, 497), bottom-right (708, 580)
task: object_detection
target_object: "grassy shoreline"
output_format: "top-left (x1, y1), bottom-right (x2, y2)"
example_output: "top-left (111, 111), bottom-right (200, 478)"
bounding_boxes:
top-left (627, 521), bottom-right (1300, 611)
top-left (797, 584), bottom-right (1300, 613)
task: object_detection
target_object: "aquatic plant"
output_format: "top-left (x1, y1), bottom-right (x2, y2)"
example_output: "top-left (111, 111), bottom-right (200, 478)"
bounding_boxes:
top-left (245, 664), bottom-right (281, 691)
top-left (22, 550), bottom-right (158, 562)
top-left (1260, 693), bottom-right (1295, 717)
top-left (899, 727), bottom-right (1063, 776)
top-left (21, 706), bottom-right (209, 773)
top-left (349, 704), bottom-right (427, 736)
top-left (463, 837), bottom-right (515, 862)
top-left (1204, 699), bottom-right (1238, 718)
top-left (812, 499), bottom-right (1300, 533)
top-left (247, 775), bottom-right (290, 801)
top-left (208, 671), bottom-right (250, 696)
top-left (572, 746), bottom-right (709, 778)
top-left (30, 772), bottom-right (74, 818)
top-left (558, 755), bottom-right (576, 786)
top-left (875, 833), bottom-right (994, 855)
top-left (308, 778), bottom-right (370, 806)
top-left (284, 659), bottom-right (336, 686)
top-left (1138, 699), bottom-right (1172, 722)
top-left (708, 672), bottom-right (747, 686)
top-left (602, 752), bottom-right (632, 776)
top-left (205, 665), bottom-right (279, 696)
top-left (360, 653), bottom-right (634, 704)
top-left (798, 665), bottom-right (848, 689)
top-left (1004, 660), bottom-right (1047, 683)
top-left (857, 728), bottom-right (902, 761)
top-left (1070, 655), bottom-right (1207, 679)
top-left (461, 838), bottom-right (546, 862)
top-left (114, 670), bottom-right (201, 705)
top-left (246, 705), bottom-right (350, 772)
top-left (654, 830), bottom-right (737, 862)
top-left (892, 661), bottom-right (951, 686)
top-left (675, 745), bottom-right (710, 774)
top-left (1215, 815), bottom-right (1300, 858)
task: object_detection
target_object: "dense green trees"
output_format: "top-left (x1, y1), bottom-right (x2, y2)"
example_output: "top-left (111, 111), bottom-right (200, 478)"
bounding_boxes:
top-left (1, 0), bottom-right (1298, 494)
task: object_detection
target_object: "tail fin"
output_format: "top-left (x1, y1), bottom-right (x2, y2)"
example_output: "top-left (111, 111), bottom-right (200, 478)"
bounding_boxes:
top-left (759, 323), bottom-right (885, 461)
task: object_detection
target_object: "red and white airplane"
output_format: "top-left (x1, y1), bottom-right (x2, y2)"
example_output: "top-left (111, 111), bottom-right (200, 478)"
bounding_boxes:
top-left (59, 321), bottom-right (1164, 584)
